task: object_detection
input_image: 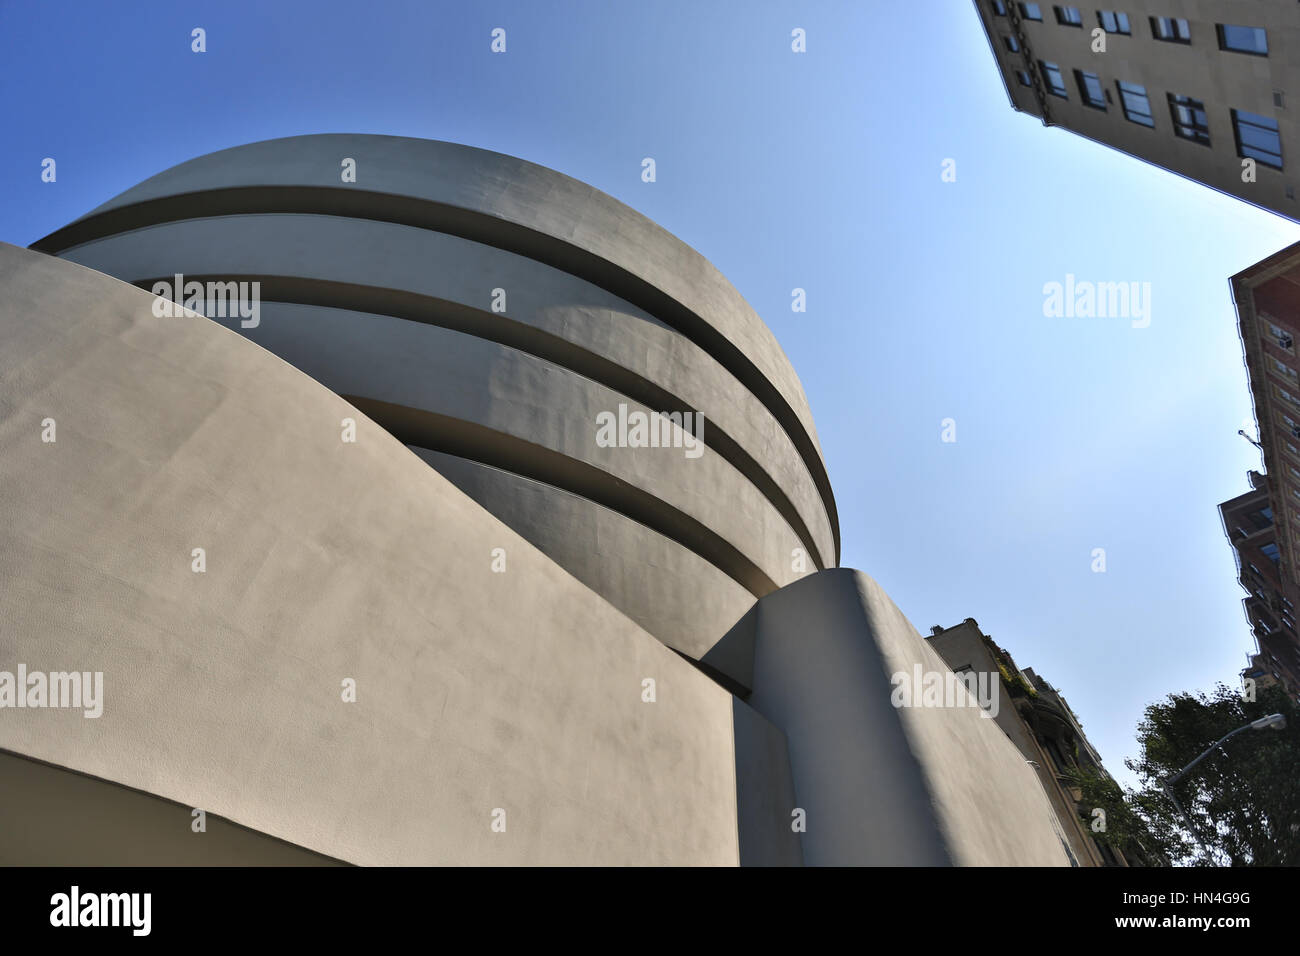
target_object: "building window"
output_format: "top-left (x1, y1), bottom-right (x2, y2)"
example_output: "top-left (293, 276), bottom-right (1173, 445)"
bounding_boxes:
top-left (1274, 383), bottom-right (1300, 410)
top-left (1262, 542), bottom-right (1281, 565)
top-left (1020, 3), bottom-right (1043, 21)
top-left (1016, 70), bottom-right (1033, 87)
top-left (1268, 320), bottom-right (1295, 352)
top-left (1218, 24), bottom-right (1267, 56)
top-left (1039, 61), bottom-right (1067, 97)
top-left (1117, 81), bottom-right (1154, 127)
top-left (1233, 109), bottom-right (1283, 170)
top-left (1273, 357), bottom-right (1298, 383)
top-left (1004, 35), bottom-right (1021, 52)
top-left (1151, 16), bottom-right (1191, 43)
top-left (1044, 739), bottom-right (1072, 773)
top-left (1054, 5), bottom-right (1083, 27)
top-left (1237, 511), bottom-right (1270, 536)
top-left (1075, 70), bottom-right (1106, 109)
top-left (1168, 93), bottom-right (1210, 145)
top-left (1098, 10), bottom-right (1130, 34)
top-left (991, 0), bottom-right (1008, 15)
top-left (1250, 506), bottom-right (1275, 530)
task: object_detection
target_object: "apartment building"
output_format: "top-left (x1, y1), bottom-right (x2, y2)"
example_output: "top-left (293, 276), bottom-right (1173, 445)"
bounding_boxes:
top-left (928, 618), bottom-right (1155, 866)
top-left (1220, 242), bottom-right (1300, 699)
top-left (974, 2), bottom-right (1300, 220)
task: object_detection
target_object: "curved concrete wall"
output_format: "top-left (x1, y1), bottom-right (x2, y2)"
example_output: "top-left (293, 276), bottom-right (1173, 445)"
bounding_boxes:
top-left (411, 449), bottom-right (755, 661)
top-left (0, 242), bottom-right (1075, 867)
top-left (5, 136), bottom-right (1088, 868)
top-left (0, 243), bottom-right (742, 865)
top-left (55, 214), bottom-right (835, 572)
top-left (0, 750), bottom-right (346, 865)
top-left (35, 134), bottom-right (840, 657)
top-left (709, 569), bottom-right (1074, 867)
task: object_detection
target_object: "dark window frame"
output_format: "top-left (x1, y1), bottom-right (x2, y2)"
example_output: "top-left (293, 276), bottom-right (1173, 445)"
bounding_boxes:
top-left (1039, 60), bottom-right (1068, 98)
top-left (1097, 10), bottom-right (1131, 35)
top-left (1043, 739), bottom-right (1073, 774)
top-left (1004, 35), bottom-right (1021, 52)
top-left (1117, 80), bottom-right (1154, 127)
top-left (1020, 2), bottom-right (1043, 21)
top-left (1054, 5), bottom-right (1083, 27)
top-left (1232, 108), bottom-right (1284, 170)
top-left (1150, 16), bottom-right (1191, 44)
top-left (1074, 69), bottom-right (1106, 110)
top-left (1168, 93), bottom-right (1211, 146)
top-left (1217, 23), bottom-right (1267, 56)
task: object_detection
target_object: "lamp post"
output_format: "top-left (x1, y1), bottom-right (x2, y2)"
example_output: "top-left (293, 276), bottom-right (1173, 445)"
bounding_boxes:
top-left (1162, 714), bottom-right (1286, 861)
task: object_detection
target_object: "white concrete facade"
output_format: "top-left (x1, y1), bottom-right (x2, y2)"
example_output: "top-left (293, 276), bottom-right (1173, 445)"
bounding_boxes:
top-left (2, 137), bottom-right (1074, 865)
top-left (38, 135), bottom-right (839, 654)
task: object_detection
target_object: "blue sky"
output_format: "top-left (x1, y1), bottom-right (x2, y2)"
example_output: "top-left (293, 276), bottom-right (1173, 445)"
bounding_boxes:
top-left (4, 0), bottom-right (1298, 787)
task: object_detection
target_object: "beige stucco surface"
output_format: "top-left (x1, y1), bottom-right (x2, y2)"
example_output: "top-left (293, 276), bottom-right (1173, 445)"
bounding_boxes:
top-left (731, 569), bottom-right (1073, 866)
top-left (39, 134), bottom-right (841, 657)
top-left (59, 213), bottom-right (835, 571)
top-left (63, 133), bottom-right (828, 479)
top-left (0, 243), bottom-right (740, 865)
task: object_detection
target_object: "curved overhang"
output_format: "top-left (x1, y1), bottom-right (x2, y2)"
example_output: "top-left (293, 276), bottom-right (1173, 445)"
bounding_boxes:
top-left (53, 212), bottom-right (835, 573)
top-left (31, 134), bottom-right (840, 565)
top-left (0, 242), bottom-right (743, 865)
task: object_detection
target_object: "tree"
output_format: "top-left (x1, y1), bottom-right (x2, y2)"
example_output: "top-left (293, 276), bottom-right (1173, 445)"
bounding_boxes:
top-left (1116, 683), bottom-right (1299, 866)
top-left (1065, 764), bottom-right (1166, 865)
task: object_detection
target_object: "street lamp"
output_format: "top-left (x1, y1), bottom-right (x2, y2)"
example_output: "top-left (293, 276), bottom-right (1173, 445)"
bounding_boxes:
top-left (1162, 714), bottom-right (1286, 860)
top-left (1238, 428), bottom-right (1264, 451)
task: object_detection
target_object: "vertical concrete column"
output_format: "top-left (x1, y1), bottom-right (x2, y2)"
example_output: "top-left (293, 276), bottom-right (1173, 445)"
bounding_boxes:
top-left (744, 569), bottom-right (951, 865)
top-left (723, 568), bottom-right (1071, 866)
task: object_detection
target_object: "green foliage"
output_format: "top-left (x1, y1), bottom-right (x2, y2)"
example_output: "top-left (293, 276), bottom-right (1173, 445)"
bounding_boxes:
top-left (996, 661), bottom-right (1037, 699)
top-left (1065, 764), bottom-right (1163, 864)
top-left (1119, 683), bottom-right (1300, 866)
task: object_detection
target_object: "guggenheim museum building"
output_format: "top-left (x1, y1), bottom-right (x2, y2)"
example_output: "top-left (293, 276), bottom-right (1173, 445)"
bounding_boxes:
top-left (0, 134), bottom-right (1072, 865)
